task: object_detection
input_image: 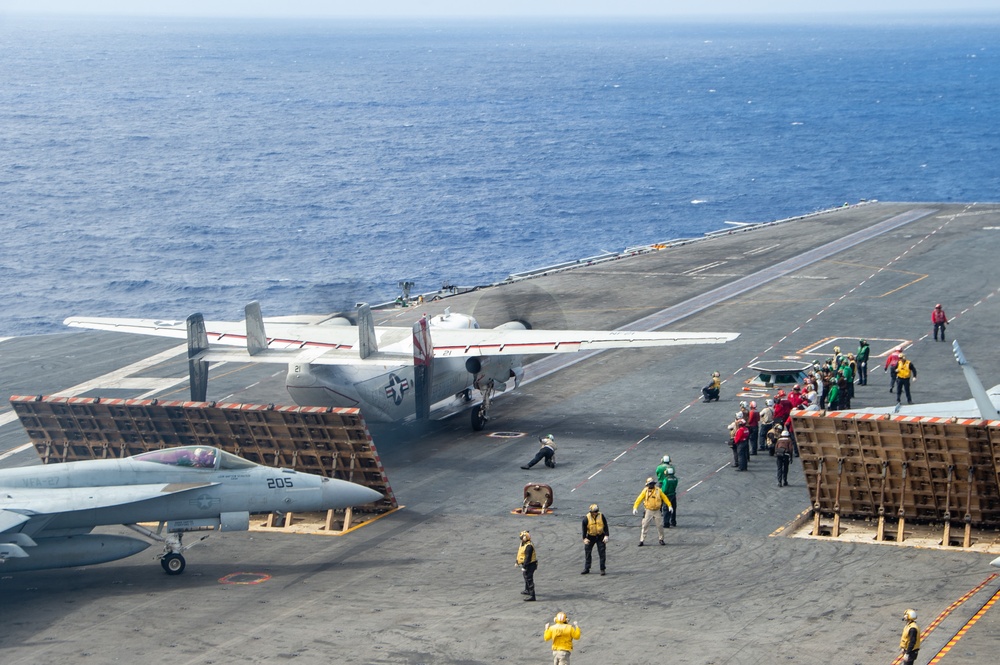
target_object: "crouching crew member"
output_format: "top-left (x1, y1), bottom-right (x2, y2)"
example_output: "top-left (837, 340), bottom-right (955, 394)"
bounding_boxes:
top-left (522, 434), bottom-right (557, 469)
top-left (702, 371), bottom-right (721, 402)
top-left (633, 477), bottom-right (672, 546)
top-left (516, 530), bottom-right (537, 601)
top-left (581, 503), bottom-right (609, 575)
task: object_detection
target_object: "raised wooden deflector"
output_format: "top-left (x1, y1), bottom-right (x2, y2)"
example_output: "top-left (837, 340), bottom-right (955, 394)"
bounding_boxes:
top-left (9, 395), bottom-right (398, 533)
top-left (793, 410), bottom-right (1000, 547)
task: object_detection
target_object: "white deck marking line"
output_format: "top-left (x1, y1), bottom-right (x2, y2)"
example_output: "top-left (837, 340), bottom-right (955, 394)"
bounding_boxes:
top-left (0, 443), bottom-right (33, 461)
top-left (50, 344), bottom-right (189, 397)
top-left (687, 480), bottom-right (704, 492)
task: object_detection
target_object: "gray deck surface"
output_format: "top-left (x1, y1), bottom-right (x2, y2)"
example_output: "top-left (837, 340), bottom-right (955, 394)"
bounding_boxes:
top-left (2, 202), bottom-right (999, 664)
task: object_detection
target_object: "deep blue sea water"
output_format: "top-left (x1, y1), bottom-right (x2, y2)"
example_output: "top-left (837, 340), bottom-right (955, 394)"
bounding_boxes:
top-left (2, 16), bottom-right (998, 336)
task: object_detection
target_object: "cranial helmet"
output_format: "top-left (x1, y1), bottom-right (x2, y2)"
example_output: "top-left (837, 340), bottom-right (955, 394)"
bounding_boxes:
top-left (903, 609), bottom-right (917, 621)
top-left (935, 303), bottom-right (942, 309)
top-left (555, 612), bottom-right (568, 624)
top-left (776, 390), bottom-right (785, 398)
top-left (589, 504), bottom-right (599, 513)
top-left (646, 477), bottom-right (655, 486)
top-left (661, 455), bottom-right (671, 464)
top-left (834, 346), bottom-right (841, 353)
top-left (740, 401), bottom-right (747, 409)
top-left (712, 371), bottom-right (720, 377)
top-left (766, 398), bottom-right (773, 406)
top-left (749, 401), bottom-right (756, 409)
top-left (860, 339), bottom-right (867, 345)
top-left (519, 530), bottom-right (530, 541)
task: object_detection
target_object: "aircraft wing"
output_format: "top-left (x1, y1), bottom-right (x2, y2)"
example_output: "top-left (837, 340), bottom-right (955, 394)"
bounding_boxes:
top-left (65, 315), bottom-right (738, 364)
top-left (63, 316), bottom-right (413, 366)
top-left (0, 482), bottom-right (219, 527)
top-left (428, 329), bottom-right (740, 357)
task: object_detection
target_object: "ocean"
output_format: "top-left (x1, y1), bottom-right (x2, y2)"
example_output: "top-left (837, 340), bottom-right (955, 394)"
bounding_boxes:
top-left (1, 15), bottom-right (998, 336)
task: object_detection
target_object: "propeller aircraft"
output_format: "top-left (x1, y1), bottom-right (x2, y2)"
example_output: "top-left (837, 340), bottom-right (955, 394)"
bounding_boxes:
top-left (0, 445), bottom-right (383, 575)
top-left (66, 302), bottom-right (739, 430)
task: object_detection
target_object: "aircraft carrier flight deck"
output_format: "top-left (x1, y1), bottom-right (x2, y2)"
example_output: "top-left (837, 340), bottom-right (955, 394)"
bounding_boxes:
top-left (2, 201), bottom-right (1000, 664)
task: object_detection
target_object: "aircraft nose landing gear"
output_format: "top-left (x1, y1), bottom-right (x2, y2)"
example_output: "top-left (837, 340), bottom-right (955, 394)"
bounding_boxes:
top-left (161, 551), bottom-right (186, 575)
top-left (126, 524), bottom-right (209, 575)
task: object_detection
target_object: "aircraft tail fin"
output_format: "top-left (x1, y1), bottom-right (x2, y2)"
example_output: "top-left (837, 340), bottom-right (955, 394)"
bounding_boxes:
top-left (357, 304), bottom-right (378, 359)
top-left (413, 314), bottom-right (434, 420)
top-left (186, 313), bottom-right (209, 402)
top-left (245, 301), bottom-right (267, 355)
top-left (953, 341), bottom-right (999, 419)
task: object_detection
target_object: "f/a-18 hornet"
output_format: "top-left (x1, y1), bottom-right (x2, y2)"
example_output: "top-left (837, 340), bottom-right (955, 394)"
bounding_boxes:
top-left (0, 445), bottom-right (383, 575)
top-left (66, 302), bottom-right (739, 430)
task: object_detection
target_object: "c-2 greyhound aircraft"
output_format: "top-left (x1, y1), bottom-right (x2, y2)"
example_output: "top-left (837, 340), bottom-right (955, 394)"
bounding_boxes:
top-left (0, 445), bottom-right (383, 575)
top-left (65, 302), bottom-right (739, 430)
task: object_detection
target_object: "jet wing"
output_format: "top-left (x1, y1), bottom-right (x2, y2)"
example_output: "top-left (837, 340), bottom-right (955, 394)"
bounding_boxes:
top-left (0, 509), bottom-right (31, 534)
top-left (0, 482), bottom-right (219, 525)
top-left (428, 329), bottom-right (740, 357)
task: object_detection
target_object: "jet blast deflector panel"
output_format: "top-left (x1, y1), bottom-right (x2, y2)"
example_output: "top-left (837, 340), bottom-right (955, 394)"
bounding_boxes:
top-left (9, 396), bottom-right (398, 520)
top-left (793, 410), bottom-right (1000, 536)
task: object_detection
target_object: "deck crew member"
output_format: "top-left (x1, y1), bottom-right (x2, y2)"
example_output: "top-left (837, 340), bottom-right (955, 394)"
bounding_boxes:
top-left (899, 608), bottom-right (921, 663)
top-left (758, 398), bottom-right (774, 453)
top-left (775, 430), bottom-right (793, 487)
top-left (655, 455), bottom-right (676, 527)
top-left (522, 435), bottom-right (557, 469)
top-left (931, 303), bottom-right (949, 341)
top-left (544, 612), bottom-right (581, 665)
top-left (633, 477), bottom-right (672, 546)
top-left (516, 530), bottom-right (537, 601)
top-left (661, 466), bottom-right (678, 527)
top-left (894, 353), bottom-right (917, 405)
top-left (884, 347), bottom-right (902, 393)
top-left (581, 503), bottom-right (609, 575)
top-left (702, 371), bottom-right (721, 402)
top-left (856, 339), bottom-right (871, 385)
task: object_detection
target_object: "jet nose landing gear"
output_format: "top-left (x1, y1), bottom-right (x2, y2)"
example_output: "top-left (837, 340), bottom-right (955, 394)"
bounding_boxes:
top-left (161, 552), bottom-right (186, 575)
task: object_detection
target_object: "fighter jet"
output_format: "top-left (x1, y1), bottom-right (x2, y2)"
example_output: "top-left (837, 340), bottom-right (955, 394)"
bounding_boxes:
top-left (0, 445), bottom-right (383, 575)
top-left (65, 301), bottom-right (738, 430)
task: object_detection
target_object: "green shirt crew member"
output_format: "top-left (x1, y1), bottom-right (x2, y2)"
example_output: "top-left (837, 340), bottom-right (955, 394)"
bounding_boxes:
top-left (660, 464), bottom-right (679, 528)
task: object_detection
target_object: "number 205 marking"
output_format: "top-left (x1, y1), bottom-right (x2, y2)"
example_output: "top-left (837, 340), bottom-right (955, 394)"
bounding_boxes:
top-left (267, 478), bottom-right (294, 489)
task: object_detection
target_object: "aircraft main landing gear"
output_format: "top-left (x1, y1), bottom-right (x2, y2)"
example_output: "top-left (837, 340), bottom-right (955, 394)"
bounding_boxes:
top-left (471, 379), bottom-right (496, 431)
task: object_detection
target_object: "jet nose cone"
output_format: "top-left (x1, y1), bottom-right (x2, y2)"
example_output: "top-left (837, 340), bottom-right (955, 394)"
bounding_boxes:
top-left (322, 477), bottom-right (384, 509)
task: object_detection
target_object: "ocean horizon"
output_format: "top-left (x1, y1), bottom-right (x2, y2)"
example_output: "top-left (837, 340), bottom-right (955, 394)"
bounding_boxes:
top-left (2, 16), bottom-right (998, 336)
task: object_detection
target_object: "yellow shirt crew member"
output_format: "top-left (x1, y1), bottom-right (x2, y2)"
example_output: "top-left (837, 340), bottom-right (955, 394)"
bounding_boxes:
top-left (544, 612), bottom-right (581, 664)
top-left (633, 478), bottom-right (673, 546)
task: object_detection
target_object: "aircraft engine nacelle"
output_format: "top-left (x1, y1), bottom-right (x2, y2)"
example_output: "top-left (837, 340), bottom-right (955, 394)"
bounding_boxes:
top-left (466, 355), bottom-right (521, 392)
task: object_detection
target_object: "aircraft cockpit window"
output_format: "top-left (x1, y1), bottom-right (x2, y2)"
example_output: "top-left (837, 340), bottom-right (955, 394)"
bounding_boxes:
top-left (134, 447), bottom-right (219, 469)
top-left (218, 451), bottom-right (257, 470)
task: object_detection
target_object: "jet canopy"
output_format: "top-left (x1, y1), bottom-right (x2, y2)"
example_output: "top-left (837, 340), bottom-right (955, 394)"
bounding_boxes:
top-left (133, 446), bottom-right (256, 470)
